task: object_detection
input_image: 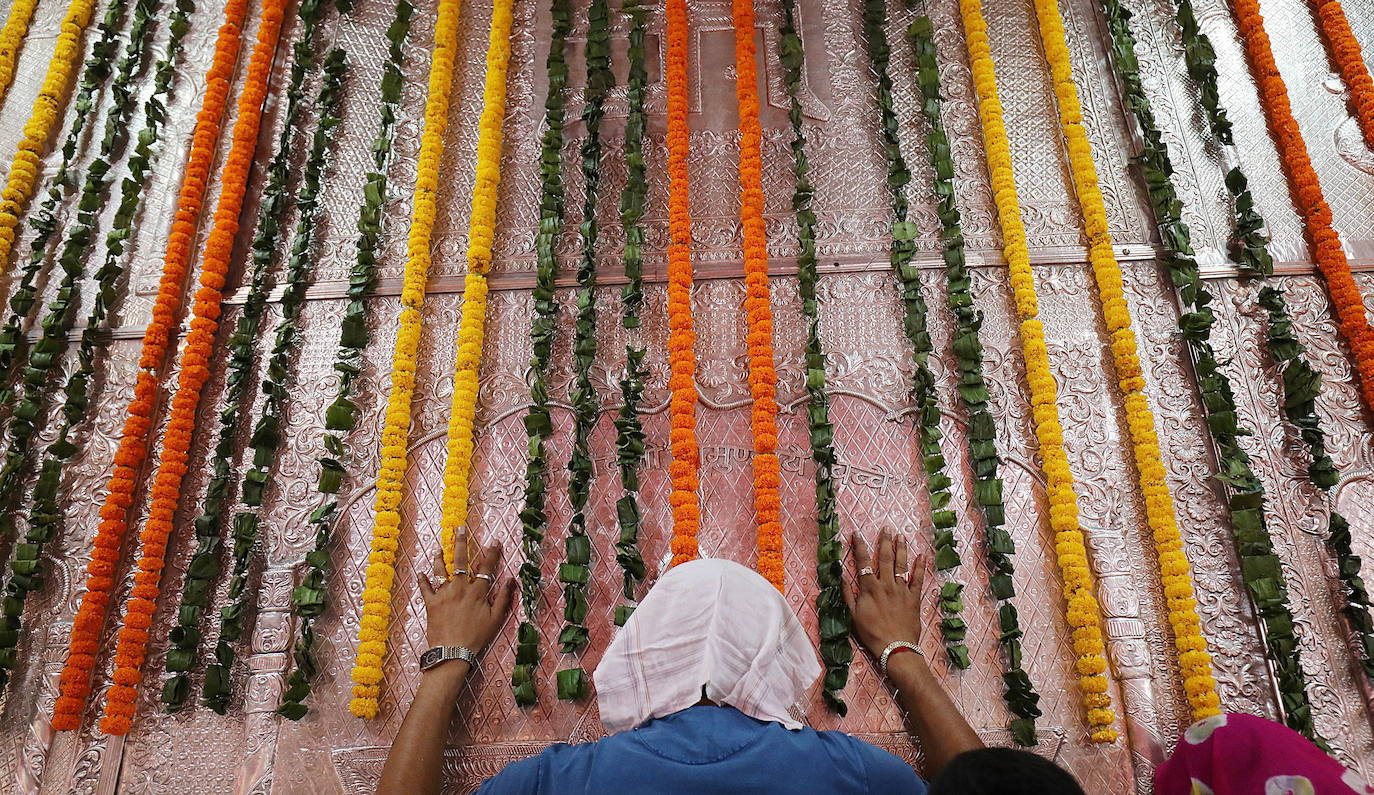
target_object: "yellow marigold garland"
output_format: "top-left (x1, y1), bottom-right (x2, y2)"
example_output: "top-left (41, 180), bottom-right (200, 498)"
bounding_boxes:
top-left (349, 0), bottom-right (465, 720)
top-left (1029, 0), bottom-right (1221, 722)
top-left (0, 0), bottom-right (40, 107)
top-left (438, 0), bottom-right (514, 575)
top-left (0, 0), bottom-right (100, 267)
top-left (957, 0), bottom-right (1117, 741)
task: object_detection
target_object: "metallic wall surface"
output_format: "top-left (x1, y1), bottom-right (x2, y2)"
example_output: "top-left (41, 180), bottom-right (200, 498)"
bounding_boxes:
top-left (0, 0), bottom-right (1371, 789)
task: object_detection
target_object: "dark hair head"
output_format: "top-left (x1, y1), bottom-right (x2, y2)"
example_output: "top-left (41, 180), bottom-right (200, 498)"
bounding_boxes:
top-left (928, 748), bottom-right (1087, 795)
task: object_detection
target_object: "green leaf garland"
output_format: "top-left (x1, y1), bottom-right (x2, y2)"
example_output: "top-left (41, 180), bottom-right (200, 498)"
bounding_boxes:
top-left (860, 0), bottom-right (968, 665)
top-left (512, 0), bottom-right (573, 709)
top-left (160, 0), bottom-right (332, 711)
top-left (1097, 0), bottom-right (1319, 741)
top-left (0, 0), bottom-right (192, 688)
top-left (1169, 0), bottom-right (1374, 682)
top-left (0, 0), bottom-right (133, 397)
top-left (776, 0), bottom-right (852, 714)
top-left (200, 48), bottom-right (347, 713)
top-left (0, 0), bottom-right (164, 522)
top-left (907, 17), bottom-right (1041, 745)
top-left (611, 0), bottom-right (648, 629)
top-left (277, 0), bottom-right (413, 721)
top-left (557, 0), bottom-right (613, 700)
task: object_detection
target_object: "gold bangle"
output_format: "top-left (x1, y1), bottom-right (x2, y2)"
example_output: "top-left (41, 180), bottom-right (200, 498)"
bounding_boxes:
top-left (879, 640), bottom-right (923, 678)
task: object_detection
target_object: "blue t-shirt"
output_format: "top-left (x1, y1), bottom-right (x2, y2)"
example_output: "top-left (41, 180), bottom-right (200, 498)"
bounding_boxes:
top-left (475, 704), bottom-right (927, 794)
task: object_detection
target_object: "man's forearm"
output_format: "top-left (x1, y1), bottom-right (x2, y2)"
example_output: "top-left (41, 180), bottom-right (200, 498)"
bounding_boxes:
top-left (886, 652), bottom-right (983, 777)
top-left (378, 661), bottom-right (470, 795)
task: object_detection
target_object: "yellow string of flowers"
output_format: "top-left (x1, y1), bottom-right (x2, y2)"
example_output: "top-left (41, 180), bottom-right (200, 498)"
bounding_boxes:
top-left (0, 0), bottom-right (99, 268)
top-left (0, 0), bottom-right (41, 107)
top-left (438, 0), bottom-right (513, 575)
top-left (350, 0), bottom-right (466, 721)
top-left (958, 0), bottom-right (1118, 742)
top-left (1029, 0), bottom-right (1221, 721)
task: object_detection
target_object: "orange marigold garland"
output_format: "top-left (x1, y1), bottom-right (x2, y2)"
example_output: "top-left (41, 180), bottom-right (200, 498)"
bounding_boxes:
top-left (51, 0), bottom-right (249, 733)
top-left (1310, 0), bottom-right (1374, 150)
top-left (664, 0), bottom-right (700, 567)
top-left (101, 0), bottom-right (285, 735)
top-left (730, 0), bottom-right (782, 589)
top-left (1228, 0), bottom-right (1374, 417)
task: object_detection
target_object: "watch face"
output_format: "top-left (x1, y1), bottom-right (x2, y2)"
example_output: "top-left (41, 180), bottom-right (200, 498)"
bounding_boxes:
top-left (419, 648), bottom-right (441, 670)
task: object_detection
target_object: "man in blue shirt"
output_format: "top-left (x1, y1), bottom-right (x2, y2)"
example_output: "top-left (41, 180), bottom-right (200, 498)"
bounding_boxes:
top-left (378, 529), bottom-right (982, 793)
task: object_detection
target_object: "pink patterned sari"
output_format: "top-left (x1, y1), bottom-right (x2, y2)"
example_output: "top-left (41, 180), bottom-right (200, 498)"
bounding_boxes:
top-left (1157, 713), bottom-right (1374, 795)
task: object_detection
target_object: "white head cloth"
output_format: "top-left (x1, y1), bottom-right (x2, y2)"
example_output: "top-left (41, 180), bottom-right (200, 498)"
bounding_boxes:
top-left (593, 557), bottom-right (822, 733)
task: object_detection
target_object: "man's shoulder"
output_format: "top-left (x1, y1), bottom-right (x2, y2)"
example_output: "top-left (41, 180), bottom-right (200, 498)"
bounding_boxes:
top-left (811, 730), bottom-right (927, 791)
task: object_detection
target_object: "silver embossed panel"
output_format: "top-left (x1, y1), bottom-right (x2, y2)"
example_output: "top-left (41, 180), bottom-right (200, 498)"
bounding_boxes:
top-left (0, 0), bottom-right (1373, 791)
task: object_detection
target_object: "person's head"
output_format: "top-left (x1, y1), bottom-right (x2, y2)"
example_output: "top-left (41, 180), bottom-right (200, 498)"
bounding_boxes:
top-left (928, 748), bottom-right (1086, 795)
top-left (592, 558), bottom-right (820, 732)
top-left (1157, 713), bottom-right (1371, 794)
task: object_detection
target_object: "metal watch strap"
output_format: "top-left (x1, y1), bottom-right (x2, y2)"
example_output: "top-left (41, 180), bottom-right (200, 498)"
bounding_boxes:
top-left (878, 640), bottom-right (923, 677)
top-left (419, 645), bottom-right (477, 671)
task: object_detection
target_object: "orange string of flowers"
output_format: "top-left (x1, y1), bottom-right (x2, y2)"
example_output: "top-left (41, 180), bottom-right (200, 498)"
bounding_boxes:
top-left (1310, 0), bottom-right (1374, 150)
top-left (730, 0), bottom-right (781, 589)
top-left (51, 0), bottom-right (250, 733)
top-left (665, 0), bottom-right (700, 567)
top-left (1229, 0), bottom-right (1374, 416)
top-left (95, 0), bottom-right (287, 734)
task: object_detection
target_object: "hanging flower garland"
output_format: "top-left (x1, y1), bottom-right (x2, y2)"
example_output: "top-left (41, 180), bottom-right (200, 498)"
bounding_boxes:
top-left (351, 0), bottom-right (513, 720)
top-left (0, 0), bottom-right (155, 536)
top-left (1029, 0), bottom-right (1221, 723)
top-left (907, 17), bottom-right (1045, 745)
top-left (860, 0), bottom-right (967, 666)
top-left (278, 0), bottom-right (413, 722)
top-left (510, 0), bottom-right (571, 708)
top-left (554, 0), bottom-right (612, 702)
top-left (664, 0), bottom-right (700, 567)
top-left (52, 0), bottom-right (249, 733)
top-left (0, 0), bottom-right (101, 268)
top-left (0, 0), bottom-right (39, 107)
top-left (201, 49), bottom-right (347, 714)
top-left (731, 0), bottom-right (784, 591)
top-left (433, 0), bottom-right (515, 578)
top-left (611, 0), bottom-right (649, 630)
top-left (955, 0), bottom-right (1116, 741)
top-left (1227, 0), bottom-right (1374, 417)
top-left (0, 0), bottom-right (190, 690)
top-left (0, 0), bottom-right (133, 391)
top-left (775, 0), bottom-right (850, 712)
top-left (1309, 0), bottom-right (1374, 151)
top-left (349, 0), bottom-right (461, 719)
top-left (159, 0), bottom-right (331, 713)
top-left (432, 0), bottom-right (515, 576)
top-left (1097, 0), bottom-right (1316, 740)
top-left (1171, 0), bottom-right (1374, 685)
top-left (96, 0), bottom-right (288, 735)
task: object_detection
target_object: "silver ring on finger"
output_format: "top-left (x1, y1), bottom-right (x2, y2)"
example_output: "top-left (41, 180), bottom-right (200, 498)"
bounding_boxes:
top-left (473, 572), bottom-right (494, 582)
top-left (898, 571), bottom-right (910, 583)
top-left (858, 566), bottom-right (876, 578)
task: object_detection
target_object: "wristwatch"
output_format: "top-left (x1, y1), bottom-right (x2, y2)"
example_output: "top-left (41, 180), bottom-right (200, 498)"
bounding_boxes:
top-left (419, 645), bottom-right (477, 672)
